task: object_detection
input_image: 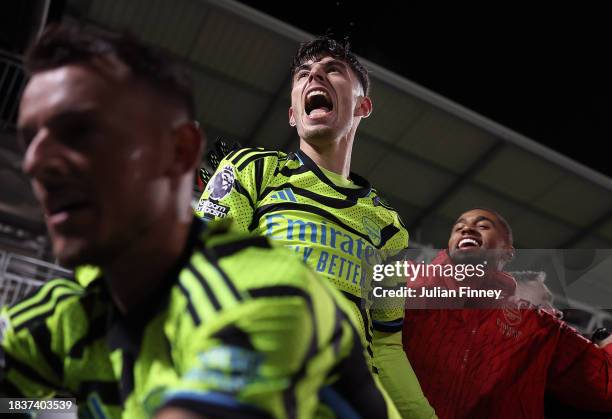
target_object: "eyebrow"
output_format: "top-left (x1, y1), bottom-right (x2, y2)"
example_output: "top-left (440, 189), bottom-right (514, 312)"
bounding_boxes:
top-left (294, 59), bottom-right (349, 74)
top-left (475, 216), bottom-right (496, 225)
top-left (18, 108), bottom-right (99, 145)
top-left (453, 215), bottom-right (496, 226)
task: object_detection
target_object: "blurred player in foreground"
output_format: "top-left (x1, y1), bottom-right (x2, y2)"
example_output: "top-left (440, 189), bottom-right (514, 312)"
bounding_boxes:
top-left (402, 208), bottom-right (612, 418)
top-left (0, 24), bottom-right (399, 418)
top-left (195, 37), bottom-right (435, 419)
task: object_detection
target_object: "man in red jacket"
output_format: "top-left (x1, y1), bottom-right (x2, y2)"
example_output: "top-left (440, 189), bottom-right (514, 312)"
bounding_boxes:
top-left (402, 208), bottom-right (612, 419)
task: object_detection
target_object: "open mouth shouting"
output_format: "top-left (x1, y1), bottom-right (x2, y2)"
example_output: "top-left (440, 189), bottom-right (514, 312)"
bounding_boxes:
top-left (449, 234), bottom-right (489, 265)
top-left (304, 87), bottom-right (335, 120)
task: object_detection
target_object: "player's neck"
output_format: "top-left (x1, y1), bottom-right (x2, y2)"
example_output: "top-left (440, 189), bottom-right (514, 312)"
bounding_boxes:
top-left (299, 135), bottom-right (353, 179)
top-left (104, 210), bottom-right (193, 315)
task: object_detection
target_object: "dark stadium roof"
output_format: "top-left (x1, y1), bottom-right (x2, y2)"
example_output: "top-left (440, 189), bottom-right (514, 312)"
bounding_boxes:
top-left (2, 0), bottom-right (612, 253)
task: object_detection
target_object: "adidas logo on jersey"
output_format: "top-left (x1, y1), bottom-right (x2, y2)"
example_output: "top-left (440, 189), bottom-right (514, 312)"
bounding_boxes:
top-left (270, 188), bottom-right (297, 202)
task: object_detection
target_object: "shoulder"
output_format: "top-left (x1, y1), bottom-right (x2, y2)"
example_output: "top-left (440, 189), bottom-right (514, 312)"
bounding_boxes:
top-left (365, 187), bottom-right (409, 249)
top-left (172, 221), bottom-right (340, 358)
top-left (202, 220), bottom-right (318, 293)
top-left (370, 188), bottom-right (406, 225)
top-left (180, 220), bottom-right (330, 312)
top-left (3, 277), bottom-right (85, 333)
top-left (221, 147), bottom-right (287, 173)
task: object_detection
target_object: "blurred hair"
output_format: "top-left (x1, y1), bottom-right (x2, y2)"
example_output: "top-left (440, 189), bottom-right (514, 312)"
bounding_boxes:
top-left (510, 271), bottom-right (546, 283)
top-left (24, 23), bottom-right (195, 119)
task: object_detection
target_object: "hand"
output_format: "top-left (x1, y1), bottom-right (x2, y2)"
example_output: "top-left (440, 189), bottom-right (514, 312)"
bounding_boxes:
top-left (595, 334), bottom-right (612, 348)
top-left (591, 327), bottom-right (612, 347)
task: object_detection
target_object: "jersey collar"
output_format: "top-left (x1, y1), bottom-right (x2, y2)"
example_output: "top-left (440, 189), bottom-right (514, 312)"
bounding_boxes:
top-left (295, 149), bottom-right (372, 199)
top-left (83, 217), bottom-right (206, 329)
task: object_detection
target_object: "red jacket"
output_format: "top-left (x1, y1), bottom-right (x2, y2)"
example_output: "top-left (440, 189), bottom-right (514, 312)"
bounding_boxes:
top-left (403, 251), bottom-right (612, 419)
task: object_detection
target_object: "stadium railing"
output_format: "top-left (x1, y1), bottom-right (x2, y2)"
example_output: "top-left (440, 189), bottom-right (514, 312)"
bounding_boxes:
top-left (0, 249), bottom-right (72, 307)
top-left (0, 51), bottom-right (28, 133)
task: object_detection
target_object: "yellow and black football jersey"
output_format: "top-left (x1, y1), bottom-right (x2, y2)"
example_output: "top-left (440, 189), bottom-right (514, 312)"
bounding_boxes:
top-left (195, 148), bottom-right (409, 353)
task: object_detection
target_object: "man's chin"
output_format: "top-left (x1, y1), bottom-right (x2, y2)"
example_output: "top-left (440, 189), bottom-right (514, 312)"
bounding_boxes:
top-left (52, 238), bottom-right (99, 268)
top-left (54, 249), bottom-right (88, 269)
top-left (450, 248), bottom-right (506, 269)
top-left (449, 248), bottom-right (488, 266)
top-left (302, 125), bottom-right (337, 143)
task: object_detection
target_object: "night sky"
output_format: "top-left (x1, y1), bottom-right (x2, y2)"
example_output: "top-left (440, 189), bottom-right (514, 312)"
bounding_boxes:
top-left (239, 2), bottom-right (610, 178)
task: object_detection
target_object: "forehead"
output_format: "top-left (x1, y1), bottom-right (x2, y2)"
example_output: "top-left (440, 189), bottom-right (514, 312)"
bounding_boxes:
top-left (19, 64), bottom-right (125, 123)
top-left (298, 55), bottom-right (347, 67)
top-left (454, 210), bottom-right (499, 225)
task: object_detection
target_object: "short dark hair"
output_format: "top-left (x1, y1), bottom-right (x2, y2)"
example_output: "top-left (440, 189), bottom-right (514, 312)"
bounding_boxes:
top-left (464, 207), bottom-right (514, 245)
top-left (24, 24), bottom-right (195, 119)
top-left (291, 37), bottom-right (370, 95)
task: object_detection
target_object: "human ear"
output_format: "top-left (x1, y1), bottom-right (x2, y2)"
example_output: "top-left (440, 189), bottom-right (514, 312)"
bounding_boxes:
top-left (355, 96), bottom-right (372, 118)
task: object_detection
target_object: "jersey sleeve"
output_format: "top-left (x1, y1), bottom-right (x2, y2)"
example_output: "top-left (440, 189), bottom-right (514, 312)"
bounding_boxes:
top-left (157, 236), bottom-right (400, 419)
top-left (324, 287), bottom-right (403, 419)
top-left (370, 262), bottom-right (406, 333)
top-left (0, 279), bottom-right (83, 398)
top-left (368, 203), bottom-right (410, 333)
top-left (547, 316), bottom-right (612, 411)
top-left (157, 295), bottom-right (316, 418)
top-left (366, 208), bottom-right (436, 418)
top-left (194, 148), bottom-right (279, 233)
top-left (369, 263), bottom-right (436, 419)
top-left (372, 330), bottom-right (437, 419)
